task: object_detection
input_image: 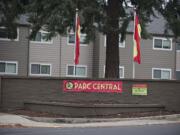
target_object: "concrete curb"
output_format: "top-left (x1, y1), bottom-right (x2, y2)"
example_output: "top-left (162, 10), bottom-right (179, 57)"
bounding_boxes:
top-left (0, 113), bottom-right (180, 128)
top-left (24, 114), bottom-right (180, 123)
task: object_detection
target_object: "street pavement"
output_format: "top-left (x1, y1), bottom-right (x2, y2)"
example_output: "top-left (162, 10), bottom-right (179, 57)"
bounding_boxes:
top-left (0, 112), bottom-right (180, 128)
top-left (0, 124), bottom-right (180, 135)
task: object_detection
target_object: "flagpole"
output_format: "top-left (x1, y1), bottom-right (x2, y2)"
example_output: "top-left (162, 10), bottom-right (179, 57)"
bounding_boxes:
top-left (74, 8), bottom-right (78, 77)
top-left (133, 7), bottom-right (136, 79)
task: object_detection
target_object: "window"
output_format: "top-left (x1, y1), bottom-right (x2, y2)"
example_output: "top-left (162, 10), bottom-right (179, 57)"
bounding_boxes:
top-left (0, 27), bottom-right (19, 41)
top-left (30, 63), bottom-right (51, 76)
top-left (31, 30), bottom-right (52, 44)
top-left (104, 66), bottom-right (124, 78)
top-left (66, 65), bottom-right (87, 77)
top-left (0, 61), bottom-right (18, 75)
top-left (119, 66), bottom-right (124, 78)
top-left (152, 68), bottom-right (171, 79)
top-left (68, 33), bottom-right (88, 45)
top-left (153, 37), bottom-right (172, 50)
top-left (176, 71), bottom-right (180, 80)
top-left (119, 35), bottom-right (125, 48)
top-left (104, 34), bottom-right (125, 47)
top-left (176, 42), bottom-right (180, 51)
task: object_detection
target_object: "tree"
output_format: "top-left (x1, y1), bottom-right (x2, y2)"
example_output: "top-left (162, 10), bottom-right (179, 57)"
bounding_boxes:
top-left (0, 0), bottom-right (24, 39)
top-left (160, 0), bottom-right (180, 38)
top-left (1, 0), bottom-right (180, 78)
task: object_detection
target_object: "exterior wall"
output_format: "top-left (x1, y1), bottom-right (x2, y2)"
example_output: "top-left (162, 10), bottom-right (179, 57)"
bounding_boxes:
top-left (98, 33), bottom-right (135, 78)
top-left (97, 33), bottom-right (176, 79)
top-left (60, 35), bottom-right (94, 78)
top-left (98, 34), bottom-right (106, 78)
top-left (92, 32), bottom-right (101, 78)
top-left (0, 77), bottom-right (180, 112)
top-left (136, 35), bottom-right (175, 79)
top-left (0, 26), bottom-right (29, 77)
top-left (29, 35), bottom-right (61, 77)
top-left (176, 51), bottom-right (180, 79)
top-left (0, 26), bottom-right (177, 80)
top-left (176, 51), bottom-right (180, 71)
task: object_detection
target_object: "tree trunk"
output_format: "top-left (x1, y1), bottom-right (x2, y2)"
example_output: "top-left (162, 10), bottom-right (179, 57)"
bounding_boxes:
top-left (105, 0), bottom-right (121, 78)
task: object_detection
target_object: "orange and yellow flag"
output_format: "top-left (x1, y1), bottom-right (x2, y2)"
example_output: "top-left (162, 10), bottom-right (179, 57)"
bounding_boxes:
top-left (75, 15), bottom-right (80, 65)
top-left (133, 14), bottom-right (141, 64)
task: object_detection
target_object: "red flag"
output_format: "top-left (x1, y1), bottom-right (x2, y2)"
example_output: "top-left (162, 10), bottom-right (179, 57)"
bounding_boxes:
top-left (75, 15), bottom-right (80, 65)
top-left (133, 14), bottom-right (141, 64)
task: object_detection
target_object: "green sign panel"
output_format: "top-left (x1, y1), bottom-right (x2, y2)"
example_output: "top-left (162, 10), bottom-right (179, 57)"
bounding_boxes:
top-left (132, 84), bottom-right (147, 96)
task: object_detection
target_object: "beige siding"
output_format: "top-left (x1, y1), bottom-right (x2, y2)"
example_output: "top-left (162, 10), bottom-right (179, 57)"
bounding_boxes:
top-left (92, 32), bottom-right (101, 78)
top-left (29, 35), bottom-right (61, 77)
top-left (0, 26), bottom-right (176, 79)
top-left (98, 34), bottom-right (133, 78)
top-left (0, 26), bottom-right (29, 76)
top-left (176, 51), bottom-right (180, 71)
top-left (136, 36), bottom-right (175, 79)
top-left (60, 36), bottom-right (93, 77)
top-left (98, 34), bottom-right (106, 78)
top-left (97, 33), bottom-right (176, 79)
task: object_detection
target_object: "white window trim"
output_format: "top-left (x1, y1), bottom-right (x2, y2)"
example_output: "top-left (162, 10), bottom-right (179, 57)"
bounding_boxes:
top-left (104, 35), bottom-right (125, 48)
top-left (152, 68), bottom-right (172, 80)
top-left (119, 66), bottom-right (125, 78)
top-left (176, 42), bottom-right (180, 51)
top-left (30, 30), bottom-right (53, 44)
top-left (66, 64), bottom-right (87, 77)
top-left (153, 37), bottom-right (172, 51)
top-left (29, 63), bottom-right (52, 76)
top-left (0, 61), bottom-right (18, 75)
top-left (103, 65), bottom-right (125, 78)
top-left (0, 27), bottom-right (19, 41)
top-left (67, 33), bottom-right (88, 46)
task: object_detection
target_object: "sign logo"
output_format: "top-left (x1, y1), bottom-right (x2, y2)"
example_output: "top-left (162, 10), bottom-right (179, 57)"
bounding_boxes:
top-left (65, 82), bottom-right (74, 90)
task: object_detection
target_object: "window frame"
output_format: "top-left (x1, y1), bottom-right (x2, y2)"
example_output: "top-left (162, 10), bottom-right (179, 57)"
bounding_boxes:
top-left (66, 64), bottom-right (87, 77)
top-left (30, 63), bottom-right (52, 76)
top-left (0, 61), bottom-right (18, 75)
top-left (104, 35), bottom-right (126, 48)
top-left (153, 37), bottom-right (172, 51)
top-left (176, 42), bottom-right (180, 52)
top-left (152, 68), bottom-right (172, 80)
top-left (67, 33), bottom-right (88, 46)
top-left (103, 65), bottom-right (125, 78)
top-left (0, 27), bottom-right (19, 41)
top-left (119, 66), bottom-right (125, 78)
top-left (30, 30), bottom-right (53, 44)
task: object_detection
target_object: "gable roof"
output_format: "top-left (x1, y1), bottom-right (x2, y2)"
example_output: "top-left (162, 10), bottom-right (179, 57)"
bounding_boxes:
top-left (127, 12), bottom-right (173, 36)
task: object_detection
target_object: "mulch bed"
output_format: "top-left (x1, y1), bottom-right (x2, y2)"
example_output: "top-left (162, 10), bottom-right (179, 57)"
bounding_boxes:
top-left (1, 109), bottom-right (180, 118)
top-left (0, 124), bottom-right (27, 128)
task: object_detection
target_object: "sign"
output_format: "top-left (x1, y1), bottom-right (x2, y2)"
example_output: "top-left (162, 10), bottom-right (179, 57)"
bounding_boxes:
top-left (63, 80), bottom-right (123, 93)
top-left (132, 84), bottom-right (147, 96)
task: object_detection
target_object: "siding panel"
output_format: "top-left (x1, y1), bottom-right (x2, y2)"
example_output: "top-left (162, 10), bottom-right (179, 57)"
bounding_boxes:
top-left (29, 35), bottom-right (61, 77)
top-left (176, 52), bottom-right (180, 71)
top-left (0, 26), bottom-right (29, 76)
top-left (60, 36), bottom-right (93, 77)
top-left (97, 34), bottom-right (175, 79)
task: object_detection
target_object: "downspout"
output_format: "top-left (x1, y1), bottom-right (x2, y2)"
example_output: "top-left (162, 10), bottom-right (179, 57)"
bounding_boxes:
top-left (174, 39), bottom-right (177, 80)
top-left (0, 77), bottom-right (2, 109)
top-left (59, 35), bottom-right (62, 77)
top-left (27, 26), bottom-right (30, 77)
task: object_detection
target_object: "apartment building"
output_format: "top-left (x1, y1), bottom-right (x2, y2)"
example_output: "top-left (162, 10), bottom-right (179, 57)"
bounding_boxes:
top-left (0, 15), bottom-right (179, 80)
top-left (0, 24), bottom-right (29, 76)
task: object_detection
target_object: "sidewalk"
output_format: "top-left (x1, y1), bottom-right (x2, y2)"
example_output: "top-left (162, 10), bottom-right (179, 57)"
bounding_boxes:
top-left (0, 112), bottom-right (180, 128)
